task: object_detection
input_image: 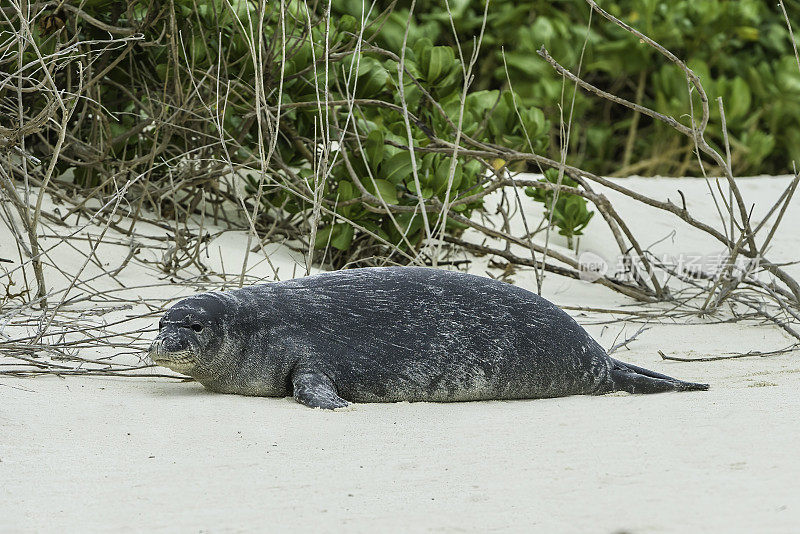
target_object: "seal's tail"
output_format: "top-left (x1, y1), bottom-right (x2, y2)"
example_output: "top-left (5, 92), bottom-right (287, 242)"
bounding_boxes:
top-left (608, 358), bottom-right (709, 394)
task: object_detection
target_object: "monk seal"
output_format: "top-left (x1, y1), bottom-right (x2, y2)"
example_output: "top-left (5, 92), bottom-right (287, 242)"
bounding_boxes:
top-left (148, 267), bottom-right (708, 409)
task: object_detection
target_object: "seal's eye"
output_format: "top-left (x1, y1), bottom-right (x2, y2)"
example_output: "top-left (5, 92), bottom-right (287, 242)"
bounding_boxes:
top-left (191, 323), bottom-right (204, 333)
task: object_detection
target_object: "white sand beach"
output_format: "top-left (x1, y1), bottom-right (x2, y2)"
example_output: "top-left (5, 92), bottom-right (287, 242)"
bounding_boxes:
top-left (2, 176), bottom-right (799, 533)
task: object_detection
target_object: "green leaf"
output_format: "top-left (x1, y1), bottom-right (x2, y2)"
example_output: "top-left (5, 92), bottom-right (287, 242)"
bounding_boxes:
top-left (381, 151), bottom-right (415, 184)
top-left (360, 221), bottom-right (390, 242)
top-left (365, 129), bottom-right (384, 169)
top-left (337, 180), bottom-right (357, 201)
top-left (432, 158), bottom-right (463, 194)
top-left (725, 77), bottom-right (751, 120)
top-left (338, 14), bottom-right (358, 34)
top-left (395, 212), bottom-right (424, 236)
top-left (154, 63), bottom-right (168, 81)
top-left (467, 90), bottom-right (500, 113)
top-left (369, 178), bottom-right (398, 205)
top-left (735, 26), bottom-right (759, 41)
top-left (330, 223), bottom-right (354, 250)
top-left (412, 37), bottom-right (433, 69)
top-left (521, 107), bottom-right (546, 138)
top-left (314, 225), bottom-right (333, 249)
top-left (488, 91), bottom-right (515, 139)
top-left (356, 57), bottom-right (389, 97)
top-left (427, 46), bottom-right (455, 82)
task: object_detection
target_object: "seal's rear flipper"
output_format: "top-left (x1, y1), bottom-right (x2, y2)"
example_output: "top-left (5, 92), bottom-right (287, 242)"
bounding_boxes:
top-left (611, 358), bottom-right (682, 381)
top-left (292, 369), bottom-right (350, 410)
top-left (609, 367), bottom-right (709, 394)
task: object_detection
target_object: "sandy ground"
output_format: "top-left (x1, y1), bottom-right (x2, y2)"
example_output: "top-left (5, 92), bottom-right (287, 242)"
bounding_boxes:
top-left (2, 176), bottom-right (800, 533)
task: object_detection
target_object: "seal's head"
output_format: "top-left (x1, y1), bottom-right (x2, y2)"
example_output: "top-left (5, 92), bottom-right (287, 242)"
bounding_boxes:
top-left (148, 294), bottom-right (227, 377)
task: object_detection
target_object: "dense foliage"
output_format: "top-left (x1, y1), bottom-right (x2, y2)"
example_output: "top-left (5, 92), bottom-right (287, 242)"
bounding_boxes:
top-left (367, 0), bottom-right (800, 176)
top-left (5, 0), bottom-right (799, 263)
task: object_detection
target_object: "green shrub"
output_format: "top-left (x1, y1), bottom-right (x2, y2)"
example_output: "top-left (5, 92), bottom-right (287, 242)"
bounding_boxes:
top-left (525, 169), bottom-right (594, 248)
top-left (369, 0), bottom-right (800, 176)
top-left (9, 0), bottom-right (798, 265)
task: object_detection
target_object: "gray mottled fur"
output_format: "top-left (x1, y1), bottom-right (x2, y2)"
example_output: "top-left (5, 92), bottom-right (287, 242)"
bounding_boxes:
top-left (149, 267), bottom-right (708, 409)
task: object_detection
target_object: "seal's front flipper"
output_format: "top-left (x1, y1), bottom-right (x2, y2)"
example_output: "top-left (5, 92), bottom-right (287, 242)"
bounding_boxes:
top-left (291, 370), bottom-right (350, 410)
top-left (609, 368), bottom-right (709, 394)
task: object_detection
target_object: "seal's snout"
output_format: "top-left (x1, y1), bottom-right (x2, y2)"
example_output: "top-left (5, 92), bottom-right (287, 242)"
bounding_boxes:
top-left (148, 327), bottom-right (198, 375)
